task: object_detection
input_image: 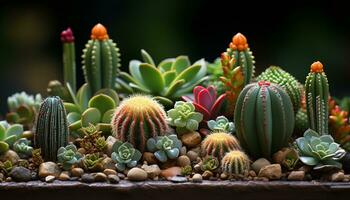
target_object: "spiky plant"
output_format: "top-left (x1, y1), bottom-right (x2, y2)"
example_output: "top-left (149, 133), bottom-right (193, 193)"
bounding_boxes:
top-left (234, 81), bottom-right (295, 159)
top-left (257, 66), bottom-right (302, 112)
top-left (201, 132), bottom-right (241, 160)
top-left (34, 96), bottom-right (69, 161)
top-left (111, 95), bottom-right (169, 152)
top-left (329, 98), bottom-right (350, 151)
top-left (61, 27), bottom-right (77, 93)
top-left (82, 23), bottom-right (121, 94)
top-left (221, 150), bottom-right (250, 176)
top-left (295, 108), bottom-right (308, 136)
top-left (305, 61), bottom-right (329, 135)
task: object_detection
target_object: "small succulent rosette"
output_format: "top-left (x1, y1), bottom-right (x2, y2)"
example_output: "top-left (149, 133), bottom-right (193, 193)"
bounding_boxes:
top-left (13, 138), bottom-right (33, 159)
top-left (201, 156), bottom-right (219, 172)
top-left (111, 141), bottom-right (142, 171)
top-left (57, 144), bottom-right (83, 171)
top-left (207, 116), bottom-right (235, 133)
top-left (147, 134), bottom-right (182, 162)
top-left (0, 121), bottom-right (23, 154)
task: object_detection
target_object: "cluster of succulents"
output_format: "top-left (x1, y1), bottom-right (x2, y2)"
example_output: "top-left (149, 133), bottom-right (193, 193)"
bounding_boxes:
top-left (207, 116), bottom-right (235, 133)
top-left (147, 134), bottom-right (182, 162)
top-left (57, 144), bottom-right (82, 170)
top-left (77, 124), bottom-right (107, 154)
top-left (0, 121), bottom-right (24, 154)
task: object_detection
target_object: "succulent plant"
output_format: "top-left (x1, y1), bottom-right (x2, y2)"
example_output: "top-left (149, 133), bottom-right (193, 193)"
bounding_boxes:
top-left (111, 95), bottom-right (169, 152)
top-left (221, 150), bottom-right (250, 176)
top-left (207, 116), bottom-right (235, 133)
top-left (305, 61), bottom-right (329, 135)
top-left (32, 148), bottom-right (44, 167)
top-left (116, 49), bottom-right (208, 107)
top-left (61, 27), bottom-right (77, 93)
top-left (57, 144), bottom-right (82, 170)
top-left (13, 138), bottom-right (33, 159)
top-left (329, 98), bottom-right (350, 151)
top-left (167, 101), bottom-right (203, 134)
top-left (34, 96), bottom-right (69, 161)
top-left (0, 160), bottom-right (13, 175)
top-left (282, 148), bottom-right (299, 171)
top-left (147, 134), bottom-right (182, 163)
top-left (111, 141), bottom-right (142, 171)
top-left (0, 121), bottom-right (23, 154)
top-left (234, 81), bottom-right (295, 159)
top-left (257, 66), bottom-right (302, 112)
top-left (182, 86), bottom-right (226, 122)
top-left (201, 156), bottom-right (219, 172)
top-left (201, 132), bottom-right (241, 160)
top-left (77, 124), bottom-right (107, 154)
top-left (295, 129), bottom-right (346, 170)
top-left (83, 153), bottom-right (104, 172)
top-left (82, 23), bottom-right (121, 94)
top-left (6, 92), bottom-right (42, 128)
top-left (337, 97), bottom-right (350, 113)
top-left (181, 165), bottom-right (192, 176)
top-left (204, 58), bottom-right (226, 95)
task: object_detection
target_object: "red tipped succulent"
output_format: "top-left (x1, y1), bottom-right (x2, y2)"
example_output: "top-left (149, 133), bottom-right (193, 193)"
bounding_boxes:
top-left (182, 86), bottom-right (226, 121)
top-left (60, 27), bottom-right (75, 43)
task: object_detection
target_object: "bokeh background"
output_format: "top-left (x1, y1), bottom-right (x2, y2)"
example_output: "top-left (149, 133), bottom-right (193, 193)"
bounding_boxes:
top-left (0, 0), bottom-right (349, 114)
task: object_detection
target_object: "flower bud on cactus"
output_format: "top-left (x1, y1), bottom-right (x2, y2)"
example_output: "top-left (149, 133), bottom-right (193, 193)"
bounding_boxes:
top-left (201, 132), bottom-right (241, 160)
top-left (305, 61), bottom-right (329, 135)
top-left (61, 27), bottom-right (77, 93)
top-left (111, 95), bottom-right (169, 152)
top-left (221, 150), bottom-right (250, 176)
top-left (234, 81), bottom-right (295, 159)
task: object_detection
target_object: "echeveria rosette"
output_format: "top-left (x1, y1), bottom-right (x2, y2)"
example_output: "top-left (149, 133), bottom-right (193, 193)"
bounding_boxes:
top-left (13, 138), bottom-right (33, 159)
top-left (182, 86), bottom-right (226, 122)
top-left (147, 134), bottom-right (182, 162)
top-left (167, 101), bottom-right (203, 133)
top-left (57, 144), bottom-right (82, 171)
top-left (207, 116), bottom-right (235, 133)
top-left (295, 129), bottom-right (346, 170)
top-left (201, 156), bottom-right (219, 172)
top-left (83, 153), bottom-right (104, 172)
top-left (0, 121), bottom-right (23, 154)
top-left (111, 141), bottom-right (142, 171)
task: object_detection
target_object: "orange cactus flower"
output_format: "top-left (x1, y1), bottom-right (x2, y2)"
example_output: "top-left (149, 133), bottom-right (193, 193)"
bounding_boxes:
top-left (310, 61), bottom-right (324, 73)
top-left (230, 33), bottom-right (249, 51)
top-left (91, 23), bottom-right (109, 40)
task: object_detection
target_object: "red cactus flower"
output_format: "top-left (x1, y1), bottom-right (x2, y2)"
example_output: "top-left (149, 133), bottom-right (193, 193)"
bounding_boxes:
top-left (182, 86), bottom-right (226, 121)
top-left (60, 27), bottom-right (75, 43)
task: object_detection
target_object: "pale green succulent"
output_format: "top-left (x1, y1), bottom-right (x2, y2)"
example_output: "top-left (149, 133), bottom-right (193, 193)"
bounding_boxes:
top-left (207, 116), bottom-right (235, 133)
top-left (57, 144), bottom-right (82, 170)
top-left (147, 134), bottom-right (182, 162)
top-left (13, 138), bottom-right (33, 159)
top-left (111, 141), bottom-right (141, 171)
top-left (0, 121), bottom-right (23, 154)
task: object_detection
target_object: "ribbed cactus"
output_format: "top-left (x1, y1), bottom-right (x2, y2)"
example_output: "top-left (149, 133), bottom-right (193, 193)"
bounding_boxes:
top-left (305, 61), bottom-right (329, 135)
top-left (111, 95), bottom-right (169, 152)
top-left (226, 33), bottom-right (255, 85)
top-left (201, 132), bottom-right (241, 160)
top-left (34, 96), bottom-right (69, 161)
top-left (82, 23), bottom-right (121, 94)
top-left (61, 27), bottom-right (77, 93)
top-left (234, 81), bottom-right (295, 159)
top-left (257, 66), bottom-right (302, 112)
top-left (221, 150), bottom-right (250, 176)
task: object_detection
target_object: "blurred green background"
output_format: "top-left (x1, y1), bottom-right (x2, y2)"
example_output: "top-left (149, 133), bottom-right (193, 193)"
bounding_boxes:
top-left (0, 0), bottom-right (349, 114)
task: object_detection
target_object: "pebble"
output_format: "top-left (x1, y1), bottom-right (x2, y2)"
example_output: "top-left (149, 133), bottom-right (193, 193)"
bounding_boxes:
top-left (180, 146), bottom-right (187, 156)
top-left (77, 148), bottom-right (86, 155)
top-left (177, 155), bottom-right (191, 167)
top-left (193, 163), bottom-right (202, 172)
top-left (287, 171), bottom-right (305, 181)
top-left (71, 168), bottom-right (84, 177)
top-left (81, 173), bottom-right (95, 183)
top-left (202, 170), bottom-right (213, 180)
top-left (10, 167), bottom-right (32, 182)
top-left (58, 172), bottom-right (70, 181)
top-left (251, 158), bottom-right (271, 174)
top-left (6, 177), bottom-right (12, 182)
top-left (220, 173), bottom-right (228, 180)
top-left (39, 162), bottom-right (61, 178)
top-left (249, 170), bottom-right (257, 177)
top-left (142, 152), bottom-right (158, 165)
top-left (160, 167), bottom-right (181, 179)
top-left (0, 150), bottom-right (20, 164)
top-left (118, 173), bottom-right (125, 179)
top-left (102, 157), bottom-right (116, 170)
top-left (127, 168), bottom-right (148, 181)
top-left (141, 164), bottom-right (161, 179)
top-left (187, 151), bottom-right (199, 162)
top-left (102, 169), bottom-right (116, 176)
top-left (331, 172), bottom-right (345, 182)
top-left (94, 172), bottom-right (107, 182)
top-left (170, 176), bottom-right (188, 183)
top-left (181, 131), bottom-right (201, 148)
top-left (192, 174), bottom-right (203, 183)
top-left (258, 164), bottom-right (282, 180)
top-left (106, 136), bottom-right (117, 156)
top-left (108, 174), bottom-right (120, 184)
top-left (45, 175), bottom-right (55, 183)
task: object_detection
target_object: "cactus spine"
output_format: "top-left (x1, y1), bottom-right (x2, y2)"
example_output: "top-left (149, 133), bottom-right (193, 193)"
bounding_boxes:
top-left (111, 95), bottom-right (169, 152)
top-left (234, 81), bottom-right (295, 159)
top-left (82, 23), bottom-right (121, 94)
top-left (305, 61), bottom-right (329, 135)
top-left (221, 150), bottom-right (250, 176)
top-left (34, 96), bottom-right (69, 161)
top-left (61, 28), bottom-right (76, 93)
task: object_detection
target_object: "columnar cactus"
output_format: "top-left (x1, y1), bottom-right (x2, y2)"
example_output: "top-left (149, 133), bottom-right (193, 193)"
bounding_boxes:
top-left (61, 27), bottom-right (77, 93)
top-left (305, 61), bottom-right (329, 135)
top-left (221, 150), bottom-right (250, 176)
top-left (234, 81), bottom-right (295, 159)
top-left (82, 23), bottom-right (121, 94)
top-left (111, 95), bottom-right (169, 152)
top-left (34, 96), bottom-right (69, 161)
top-left (257, 66), bottom-right (302, 112)
top-left (201, 132), bottom-right (241, 160)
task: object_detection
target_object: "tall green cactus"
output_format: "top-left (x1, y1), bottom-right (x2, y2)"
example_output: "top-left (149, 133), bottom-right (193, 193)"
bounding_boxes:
top-left (82, 23), bottom-right (121, 94)
top-left (305, 61), bottom-right (329, 135)
top-left (234, 81), bottom-right (295, 159)
top-left (226, 33), bottom-right (255, 85)
top-left (61, 27), bottom-right (77, 93)
top-left (34, 96), bottom-right (69, 161)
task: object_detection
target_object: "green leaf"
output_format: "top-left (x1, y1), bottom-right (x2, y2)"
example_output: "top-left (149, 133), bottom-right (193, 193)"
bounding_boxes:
top-left (153, 96), bottom-right (173, 108)
top-left (129, 83), bottom-right (151, 93)
top-left (4, 135), bottom-right (17, 146)
top-left (155, 150), bottom-right (167, 162)
top-left (88, 94), bottom-right (116, 115)
top-left (188, 112), bottom-right (203, 122)
top-left (67, 112), bottom-right (81, 125)
top-left (0, 141), bottom-right (9, 154)
top-left (172, 64), bottom-right (201, 84)
top-left (102, 109), bottom-right (115, 123)
top-left (129, 60), bottom-right (145, 85)
top-left (147, 138), bottom-right (157, 152)
top-left (186, 119), bottom-right (199, 131)
top-left (0, 125), bottom-right (6, 141)
top-left (81, 108), bottom-right (102, 127)
top-left (163, 71), bottom-right (177, 86)
top-left (76, 83), bottom-right (91, 111)
top-left (139, 63), bottom-right (165, 94)
top-left (171, 56), bottom-right (190, 75)
top-left (64, 103), bottom-right (81, 114)
top-left (6, 124), bottom-right (23, 137)
top-left (164, 80), bottom-right (185, 97)
top-left (158, 58), bottom-right (175, 73)
top-left (141, 49), bottom-right (155, 66)
top-left (299, 156), bottom-right (318, 166)
top-left (95, 88), bottom-right (119, 106)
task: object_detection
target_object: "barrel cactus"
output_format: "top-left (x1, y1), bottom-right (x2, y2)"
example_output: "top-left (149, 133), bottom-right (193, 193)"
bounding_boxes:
top-left (34, 96), bottom-right (69, 161)
top-left (111, 95), bottom-right (169, 152)
top-left (234, 81), bottom-right (295, 159)
top-left (257, 66), bottom-right (302, 112)
top-left (82, 23), bottom-right (121, 94)
top-left (305, 61), bottom-right (329, 135)
top-left (221, 150), bottom-right (250, 176)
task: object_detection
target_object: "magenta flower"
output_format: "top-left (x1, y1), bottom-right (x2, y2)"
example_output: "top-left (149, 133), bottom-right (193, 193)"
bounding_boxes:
top-left (60, 27), bottom-right (75, 43)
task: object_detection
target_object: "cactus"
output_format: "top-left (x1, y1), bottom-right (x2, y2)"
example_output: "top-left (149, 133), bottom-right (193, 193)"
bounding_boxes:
top-left (13, 138), bottom-right (33, 159)
top-left (257, 66), bottom-right (302, 112)
top-left (57, 144), bottom-right (82, 170)
top-left (295, 108), bottom-right (308, 135)
top-left (34, 96), bottom-right (69, 161)
top-left (0, 121), bottom-right (23, 154)
top-left (221, 150), bottom-right (250, 176)
top-left (61, 27), bottom-right (77, 93)
top-left (305, 61), bottom-right (329, 135)
top-left (234, 81), bottom-right (295, 159)
top-left (111, 141), bottom-right (142, 171)
top-left (111, 95), bottom-right (169, 152)
top-left (147, 134), bottom-right (182, 162)
top-left (201, 132), bottom-right (241, 160)
top-left (82, 23), bottom-right (121, 94)
top-left (207, 116), bottom-right (235, 133)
